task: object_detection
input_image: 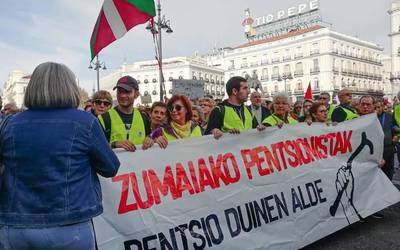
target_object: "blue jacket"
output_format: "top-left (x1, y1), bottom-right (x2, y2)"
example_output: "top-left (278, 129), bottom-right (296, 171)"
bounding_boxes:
top-left (0, 108), bottom-right (120, 227)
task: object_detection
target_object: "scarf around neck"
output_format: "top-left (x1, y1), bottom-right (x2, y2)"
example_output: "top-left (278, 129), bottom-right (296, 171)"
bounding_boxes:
top-left (171, 121), bottom-right (192, 139)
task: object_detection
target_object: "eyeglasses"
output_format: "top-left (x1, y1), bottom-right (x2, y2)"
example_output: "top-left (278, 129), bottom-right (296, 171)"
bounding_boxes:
top-left (318, 109), bottom-right (328, 113)
top-left (94, 99), bottom-right (112, 107)
top-left (168, 104), bottom-right (184, 112)
top-left (318, 97), bottom-right (328, 100)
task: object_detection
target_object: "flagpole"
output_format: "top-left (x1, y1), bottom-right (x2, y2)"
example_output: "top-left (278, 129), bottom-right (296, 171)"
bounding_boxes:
top-left (88, 55), bottom-right (107, 92)
top-left (147, 0), bottom-right (172, 102)
top-left (96, 56), bottom-right (100, 91)
top-left (157, 0), bottom-right (164, 102)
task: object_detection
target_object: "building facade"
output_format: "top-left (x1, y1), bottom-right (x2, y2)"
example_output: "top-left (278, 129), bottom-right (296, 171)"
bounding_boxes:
top-left (2, 70), bottom-right (30, 108)
top-left (100, 57), bottom-right (225, 105)
top-left (389, 0), bottom-right (400, 97)
top-left (205, 26), bottom-right (386, 102)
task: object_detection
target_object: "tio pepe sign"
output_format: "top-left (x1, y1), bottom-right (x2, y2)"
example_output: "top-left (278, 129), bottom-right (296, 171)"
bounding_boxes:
top-left (254, 0), bottom-right (319, 27)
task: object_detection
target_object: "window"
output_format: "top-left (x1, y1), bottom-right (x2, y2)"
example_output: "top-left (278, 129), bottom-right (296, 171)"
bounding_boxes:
top-left (313, 77), bottom-right (319, 90)
top-left (311, 42), bottom-right (319, 54)
top-left (296, 80), bottom-right (303, 90)
top-left (272, 66), bottom-right (279, 75)
top-left (284, 64), bottom-right (291, 75)
top-left (262, 68), bottom-right (268, 77)
top-left (295, 62), bottom-right (303, 72)
top-left (229, 60), bottom-right (235, 69)
top-left (313, 59), bottom-right (319, 69)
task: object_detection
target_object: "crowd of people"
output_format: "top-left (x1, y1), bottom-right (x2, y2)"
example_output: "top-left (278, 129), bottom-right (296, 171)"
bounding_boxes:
top-left (0, 62), bottom-right (398, 249)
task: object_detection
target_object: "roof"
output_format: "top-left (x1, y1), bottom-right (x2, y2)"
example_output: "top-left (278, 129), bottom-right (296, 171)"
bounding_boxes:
top-left (235, 25), bottom-right (324, 49)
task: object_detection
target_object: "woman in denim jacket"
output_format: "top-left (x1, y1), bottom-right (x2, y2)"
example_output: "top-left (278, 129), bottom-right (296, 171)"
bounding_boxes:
top-left (0, 62), bottom-right (120, 250)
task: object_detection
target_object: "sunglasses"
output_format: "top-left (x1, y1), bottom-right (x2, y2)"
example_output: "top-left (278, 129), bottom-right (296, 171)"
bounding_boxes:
top-left (168, 104), bottom-right (184, 112)
top-left (94, 99), bottom-right (112, 107)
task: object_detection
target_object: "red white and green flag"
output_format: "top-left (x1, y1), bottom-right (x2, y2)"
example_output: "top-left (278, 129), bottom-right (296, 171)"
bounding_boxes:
top-left (90, 0), bottom-right (156, 60)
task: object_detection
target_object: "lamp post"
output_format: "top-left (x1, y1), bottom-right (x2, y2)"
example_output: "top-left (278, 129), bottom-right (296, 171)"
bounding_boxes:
top-left (88, 55), bottom-right (107, 91)
top-left (278, 73), bottom-right (293, 94)
top-left (146, 0), bottom-right (173, 102)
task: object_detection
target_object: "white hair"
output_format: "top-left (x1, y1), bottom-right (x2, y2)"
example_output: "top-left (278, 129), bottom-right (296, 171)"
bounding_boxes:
top-left (273, 92), bottom-right (290, 103)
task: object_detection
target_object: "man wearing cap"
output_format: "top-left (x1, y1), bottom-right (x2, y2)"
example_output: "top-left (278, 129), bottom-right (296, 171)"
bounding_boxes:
top-left (98, 76), bottom-right (153, 151)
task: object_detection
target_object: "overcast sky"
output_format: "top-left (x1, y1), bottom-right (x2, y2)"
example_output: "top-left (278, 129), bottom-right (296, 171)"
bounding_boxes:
top-left (0, 0), bottom-right (394, 93)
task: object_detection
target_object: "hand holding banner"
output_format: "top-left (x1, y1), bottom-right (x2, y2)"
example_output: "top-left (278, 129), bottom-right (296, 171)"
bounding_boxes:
top-left (94, 114), bottom-right (400, 250)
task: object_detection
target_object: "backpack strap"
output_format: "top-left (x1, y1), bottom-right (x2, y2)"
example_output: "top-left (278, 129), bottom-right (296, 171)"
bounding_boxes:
top-left (101, 112), bottom-right (112, 142)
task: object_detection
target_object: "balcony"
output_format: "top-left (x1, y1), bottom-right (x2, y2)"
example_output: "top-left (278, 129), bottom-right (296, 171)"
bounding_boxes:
top-left (228, 65), bottom-right (235, 70)
top-left (261, 59), bottom-right (269, 65)
top-left (310, 68), bottom-right (320, 75)
top-left (261, 75), bottom-right (269, 81)
top-left (283, 56), bottom-right (291, 62)
top-left (294, 71), bottom-right (304, 77)
top-left (312, 87), bottom-right (320, 92)
top-left (282, 73), bottom-right (293, 79)
top-left (294, 88), bottom-right (304, 94)
top-left (310, 50), bottom-right (320, 56)
top-left (271, 74), bottom-right (280, 80)
top-left (271, 58), bottom-right (281, 63)
top-left (294, 53), bottom-right (304, 59)
top-left (240, 63), bottom-right (248, 68)
top-left (250, 62), bottom-right (259, 67)
top-left (332, 50), bottom-right (339, 54)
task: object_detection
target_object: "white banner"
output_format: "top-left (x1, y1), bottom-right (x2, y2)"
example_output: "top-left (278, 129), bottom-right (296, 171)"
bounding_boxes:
top-left (94, 114), bottom-right (400, 250)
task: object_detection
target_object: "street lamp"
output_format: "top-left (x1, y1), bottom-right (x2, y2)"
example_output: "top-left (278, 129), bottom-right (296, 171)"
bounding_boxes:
top-left (278, 73), bottom-right (293, 94)
top-left (88, 55), bottom-right (107, 91)
top-left (146, 0), bottom-right (173, 102)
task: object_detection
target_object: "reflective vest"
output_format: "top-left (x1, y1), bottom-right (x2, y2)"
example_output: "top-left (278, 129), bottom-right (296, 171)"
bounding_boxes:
top-left (327, 104), bottom-right (336, 122)
top-left (162, 125), bottom-right (203, 141)
top-left (394, 104), bottom-right (400, 127)
top-left (262, 114), bottom-right (298, 127)
top-left (222, 106), bottom-right (253, 132)
top-left (99, 107), bottom-right (146, 145)
top-left (336, 106), bottom-right (359, 121)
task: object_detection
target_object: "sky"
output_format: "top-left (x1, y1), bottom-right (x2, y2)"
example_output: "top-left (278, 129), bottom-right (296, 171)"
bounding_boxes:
top-left (0, 0), bottom-right (394, 93)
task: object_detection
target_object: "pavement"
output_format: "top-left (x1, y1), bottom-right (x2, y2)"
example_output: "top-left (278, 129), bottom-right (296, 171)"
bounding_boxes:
top-left (302, 167), bottom-right (400, 250)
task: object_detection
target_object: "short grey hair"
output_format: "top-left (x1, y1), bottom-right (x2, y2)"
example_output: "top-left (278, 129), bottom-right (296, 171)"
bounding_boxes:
top-left (320, 91), bottom-right (331, 101)
top-left (24, 62), bottom-right (80, 108)
top-left (192, 105), bottom-right (205, 122)
top-left (273, 92), bottom-right (290, 104)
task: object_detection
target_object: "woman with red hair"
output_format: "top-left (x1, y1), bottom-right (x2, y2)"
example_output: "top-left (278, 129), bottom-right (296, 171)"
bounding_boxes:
top-left (152, 95), bottom-right (202, 148)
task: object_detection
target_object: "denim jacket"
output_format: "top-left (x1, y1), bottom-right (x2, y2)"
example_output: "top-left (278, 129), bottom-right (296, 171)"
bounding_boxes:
top-left (0, 108), bottom-right (120, 227)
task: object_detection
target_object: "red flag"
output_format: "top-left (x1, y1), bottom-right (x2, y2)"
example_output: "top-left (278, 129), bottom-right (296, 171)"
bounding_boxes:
top-left (304, 82), bottom-right (312, 100)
